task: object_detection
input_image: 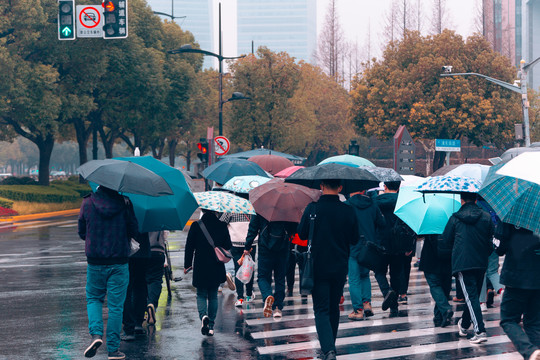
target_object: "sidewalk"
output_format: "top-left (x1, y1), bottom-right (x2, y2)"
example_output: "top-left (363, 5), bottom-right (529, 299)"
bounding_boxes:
top-left (0, 208), bottom-right (80, 224)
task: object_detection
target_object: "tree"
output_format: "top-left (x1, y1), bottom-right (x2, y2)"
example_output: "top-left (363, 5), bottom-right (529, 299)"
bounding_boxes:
top-left (316, 0), bottom-right (346, 82)
top-left (431, 0), bottom-right (452, 35)
top-left (529, 89), bottom-right (540, 143)
top-left (349, 30), bottom-right (521, 172)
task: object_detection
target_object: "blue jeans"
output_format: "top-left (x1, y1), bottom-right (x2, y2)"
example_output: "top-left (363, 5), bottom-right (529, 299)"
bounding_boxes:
top-left (86, 263), bottom-right (129, 352)
top-left (257, 248), bottom-right (289, 310)
top-left (196, 286), bottom-right (219, 327)
top-left (348, 257), bottom-right (371, 310)
top-left (480, 252), bottom-right (503, 302)
top-left (424, 272), bottom-right (452, 321)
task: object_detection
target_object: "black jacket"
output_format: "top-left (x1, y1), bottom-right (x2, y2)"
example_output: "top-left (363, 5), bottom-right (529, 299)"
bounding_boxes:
top-left (496, 223), bottom-right (540, 290)
top-left (184, 212), bottom-right (232, 288)
top-left (441, 202), bottom-right (494, 275)
top-left (345, 194), bottom-right (386, 260)
top-left (419, 234), bottom-right (451, 274)
top-left (297, 195), bottom-right (358, 280)
top-left (245, 214), bottom-right (297, 253)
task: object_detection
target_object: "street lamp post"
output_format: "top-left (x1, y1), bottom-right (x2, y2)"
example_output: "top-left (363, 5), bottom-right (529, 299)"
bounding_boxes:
top-left (441, 56), bottom-right (540, 147)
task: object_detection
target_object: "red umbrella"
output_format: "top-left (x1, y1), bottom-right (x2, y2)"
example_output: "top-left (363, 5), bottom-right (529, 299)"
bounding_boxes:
top-left (274, 165), bottom-right (305, 178)
top-left (248, 155), bottom-right (294, 176)
top-left (249, 181), bottom-right (321, 223)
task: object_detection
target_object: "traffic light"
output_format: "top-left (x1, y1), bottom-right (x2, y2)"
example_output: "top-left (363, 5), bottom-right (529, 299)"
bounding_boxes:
top-left (197, 140), bottom-right (209, 164)
top-left (58, 0), bottom-right (75, 40)
top-left (102, 0), bottom-right (128, 39)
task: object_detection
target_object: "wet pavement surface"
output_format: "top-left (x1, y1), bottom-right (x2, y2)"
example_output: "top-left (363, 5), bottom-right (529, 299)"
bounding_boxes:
top-left (0, 216), bottom-right (521, 359)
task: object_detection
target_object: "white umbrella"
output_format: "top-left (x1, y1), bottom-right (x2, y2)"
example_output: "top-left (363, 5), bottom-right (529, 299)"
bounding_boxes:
top-left (496, 152), bottom-right (540, 186)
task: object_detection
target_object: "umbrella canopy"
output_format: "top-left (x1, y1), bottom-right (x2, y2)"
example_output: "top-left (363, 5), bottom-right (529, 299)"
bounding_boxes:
top-left (431, 163), bottom-right (491, 183)
top-left (359, 166), bottom-right (403, 182)
top-left (285, 163), bottom-right (380, 195)
top-left (249, 181), bottom-right (321, 222)
top-left (394, 186), bottom-right (461, 235)
top-left (318, 154), bottom-right (375, 168)
top-left (201, 158), bottom-right (270, 185)
top-left (248, 154), bottom-right (294, 175)
top-left (400, 175), bottom-right (425, 187)
top-left (415, 175), bottom-right (482, 194)
top-left (194, 191), bottom-right (256, 215)
top-left (113, 156), bottom-right (198, 232)
top-left (222, 175), bottom-right (272, 194)
top-left (221, 148), bottom-right (306, 164)
top-left (77, 159), bottom-right (173, 197)
top-left (496, 152), bottom-right (540, 186)
top-left (274, 166), bottom-right (305, 178)
top-left (479, 163), bottom-right (540, 234)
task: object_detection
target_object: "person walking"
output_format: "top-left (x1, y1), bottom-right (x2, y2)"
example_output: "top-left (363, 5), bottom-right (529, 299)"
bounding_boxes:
top-left (441, 192), bottom-right (494, 344)
top-left (78, 186), bottom-right (139, 360)
top-left (345, 190), bottom-right (385, 320)
top-left (298, 179), bottom-right (359, 360)
top-left (496, 222), bottom-right (540, 360)
top-left (184, 209), bottom-right (232, 336)
top-left (244, 214), bottom-right (297, 319)
top-left (145, 231), bottom-right (167, 326)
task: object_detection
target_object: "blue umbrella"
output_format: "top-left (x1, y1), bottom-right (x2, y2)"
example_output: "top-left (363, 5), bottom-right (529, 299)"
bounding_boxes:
top-left (222, 175), bottom-right (272, 193)
top-left (318, 154), bottom-right (375, 168)
top-left (202, 158), bottom-right (271, 185)
top-left (415, 175), bottom-right (482, 194)
top-left (394, 186), bottom-right (461, 235)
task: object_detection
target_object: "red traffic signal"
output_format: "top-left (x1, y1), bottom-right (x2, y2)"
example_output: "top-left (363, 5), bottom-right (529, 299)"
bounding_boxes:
top-left (197, 142), bottom-right (208, 154)
top-left (103, 0), bottom-right (115, 12)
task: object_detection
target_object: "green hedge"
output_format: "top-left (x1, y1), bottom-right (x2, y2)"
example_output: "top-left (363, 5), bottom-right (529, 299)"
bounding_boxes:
top-left (0, 197), bottom-right (13, 209)
top-left (0, 180), bottom-right (92, 203)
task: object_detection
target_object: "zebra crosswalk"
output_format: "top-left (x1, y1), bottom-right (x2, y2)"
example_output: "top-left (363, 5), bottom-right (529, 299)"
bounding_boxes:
top-left (239, 264), bottom-right (521, 360)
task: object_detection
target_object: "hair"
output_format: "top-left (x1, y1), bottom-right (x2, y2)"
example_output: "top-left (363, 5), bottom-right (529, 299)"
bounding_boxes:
top-left (321, 179), bottom-right (341, 190)
top-left (461, 192), bottom-right (477, 202)
top-left (385, 181), bottom-right (401, 191)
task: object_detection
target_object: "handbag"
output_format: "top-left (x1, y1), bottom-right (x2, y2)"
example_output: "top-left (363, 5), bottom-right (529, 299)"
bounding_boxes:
top-left (299, 211), bottom-right (316, 295)
top-left (198, 220), bottom-right (233, 263)
top-left (356, 236), bottom-right (386, 272)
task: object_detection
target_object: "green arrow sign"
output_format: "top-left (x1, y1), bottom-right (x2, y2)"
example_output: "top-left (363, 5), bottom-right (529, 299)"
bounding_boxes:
top-left (61, 26), bottom-right (72, 37)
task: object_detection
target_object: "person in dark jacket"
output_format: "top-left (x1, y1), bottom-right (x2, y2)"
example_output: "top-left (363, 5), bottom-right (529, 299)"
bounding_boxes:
top-left (345, 191), bottom-right (385, 320)
top-left (441, 192), bottom-right (494, 344)
top-left (184, 210), bottom-right (232, 336)
top-left (297, 179), bottom-right (359, 360)
top-left (78, 186), bottom-right (139, 360)
top-left (419, 234), bottom-right (453, 327)
top-left (244, 214), bottom-right (297, 318)
top-left (496, 222), bottom-right (540, 360)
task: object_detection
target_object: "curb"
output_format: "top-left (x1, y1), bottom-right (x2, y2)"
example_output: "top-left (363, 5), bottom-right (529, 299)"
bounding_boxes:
top-left (0, 208), bottom-right (80, 223)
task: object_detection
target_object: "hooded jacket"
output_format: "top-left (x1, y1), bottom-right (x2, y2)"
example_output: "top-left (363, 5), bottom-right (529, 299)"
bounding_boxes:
top-left (78, 187), bottom-right (139, 265)
top-left (441, 202), bottom-right (494, 275)
top-left (345, 194), bottom-right (385, 260)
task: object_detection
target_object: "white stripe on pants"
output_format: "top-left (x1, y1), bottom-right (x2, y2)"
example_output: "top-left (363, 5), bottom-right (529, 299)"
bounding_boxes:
top-left (458, 272), bottom-right (480, 333)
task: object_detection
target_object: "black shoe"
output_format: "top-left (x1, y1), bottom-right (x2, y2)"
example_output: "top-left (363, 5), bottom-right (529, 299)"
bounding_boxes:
top-left (433, 316), bottom-right (442, 327)
top-left (323, 350), bottom-right (337, 360)
top-left (398, 295), bottom-right (408, 304)
top-left (84, 335), bottom-right (102, 358)
top-left (486, 289), bottom-right (495, 307)
top-left (382, 290), bottom-right (398, 311)
top-left (134, 325), bottom-right (146, 334)
top-left (440, 309), bottom-right (454, 328)
top-left (108, 350), bottom-right (126, 360)
top-left (146, 303), bottom-right (156, 325)
top-left (120, 332), bottom-right (135, 341)
top-left (201, 315), bottom-right (210, 335)
top-left (389, 308), bottom-right (399, 317)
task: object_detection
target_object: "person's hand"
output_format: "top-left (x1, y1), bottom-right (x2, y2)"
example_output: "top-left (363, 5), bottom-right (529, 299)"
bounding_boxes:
top-left (243, 249), bottom-right (251, 256)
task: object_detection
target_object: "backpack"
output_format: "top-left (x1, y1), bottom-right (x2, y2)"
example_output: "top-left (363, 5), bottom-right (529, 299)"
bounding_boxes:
top-left (392, 217), bottom-right (417, 254)
top-left (262, 222), bottom-right (291, 251)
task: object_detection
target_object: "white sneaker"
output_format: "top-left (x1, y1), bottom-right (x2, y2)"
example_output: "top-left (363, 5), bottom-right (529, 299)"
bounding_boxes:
top-left (225, 273), bottom-right (236, 291)
top-left (273, 309), bottom-right (282, 319)
top-left (529, 349), bottom-right (540, 360)
top-left (457, 318), bottom-right (469, 337)
top-left (480, 303), bottom-right (488, 312)
top-left (469, 332), bottom-right (488, 344)
top-left (245, 293), bottom-right (255, 302)
top-left (234, 298), bottom-right (244, 307)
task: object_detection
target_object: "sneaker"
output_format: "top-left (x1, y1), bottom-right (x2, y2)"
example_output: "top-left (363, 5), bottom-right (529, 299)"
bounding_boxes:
top-left (453, 297), bottom-right (465, 303)
top-left (84, 335), bottom-right (102, 358)
top-left (207, 328), bottom-right (214, 336)
top-left (529, 349), bottom-right (540, 360)
top-left (382, 290), bottom-right (398, 311)
top-left (146, 303), bottom-right (156, 325)
top-left (440, 309), bottom-right (454, 328)
top-left (433, 316), bottom-right (443, 327)
top-left (348, 309), bottom-right (364, 320)
top-left (201, 315), bottom-right (210, 335)
top-left (235, 298), bottom-right (244, 307)
top-left (469, 332), bottom-right (488, 344)
top-left (134, 325), bottom-right (145, 334)
top-left (287, 289), bottom-right (293, 297)
top-left (389, 308), bottom-right (399, 317)
top-left (245, 293), bottom-right (255, 302)
top-left (273, 309), bottom-right (282, 319)
top-left (458, 318), bottom-right (469, 337)
top-left (339, 295), bottom-right (345, 305)
top-left (107, 350), bottom-right (126, 360)
top-left (480, 302), bottom-right (488, 312)
top-left (323, 350), bottom-right (337, 360)
top-left (363, 301), bottom-right (374, 317)
top-left (263, 295), bottom-right (274, 318)
top-left (486, 289), bottom-right (495, 307)
top-left (120, 332), bottom-right (135, 341)
top-left (226, 273), bottom-right (236, 291)
top-left (398, 295), bottom-right (408, 304)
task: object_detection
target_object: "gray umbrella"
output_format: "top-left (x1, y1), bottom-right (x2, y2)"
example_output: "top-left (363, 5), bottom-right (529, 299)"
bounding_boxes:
top-left (285, 163), bottom-right (380, 194)
top-left (77, 159), bottom-right (173, 197)
top-left (359, 166), bottom-right (404, 182)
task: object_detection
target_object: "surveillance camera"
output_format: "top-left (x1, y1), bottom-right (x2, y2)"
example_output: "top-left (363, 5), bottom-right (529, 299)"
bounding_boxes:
top-left (442, 66), bottom-right (453, 73)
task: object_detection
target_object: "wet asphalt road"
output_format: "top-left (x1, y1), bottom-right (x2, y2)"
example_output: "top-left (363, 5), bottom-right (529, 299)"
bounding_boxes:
top-left (0, 217), bottom-right (257, 360)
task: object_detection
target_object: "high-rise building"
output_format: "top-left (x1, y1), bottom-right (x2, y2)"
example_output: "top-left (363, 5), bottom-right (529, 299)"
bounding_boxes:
top-left (149, 0), bottom-right (214, 69)
top-left (236, 0), bottom-right (317, 63)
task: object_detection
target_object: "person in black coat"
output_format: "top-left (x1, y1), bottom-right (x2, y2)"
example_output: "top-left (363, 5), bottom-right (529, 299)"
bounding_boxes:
top-left (441, 192), bottom-right (493, 344)
top-left (496, 222), bottom-right (540, 360)
top-left (297, 179), bottom-right (359, 360)
top-left (184, 210), bottom-right (232, 336)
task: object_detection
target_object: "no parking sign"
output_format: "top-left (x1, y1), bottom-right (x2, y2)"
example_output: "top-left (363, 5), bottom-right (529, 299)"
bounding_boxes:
top-left (76, 5), bottom-right (103, 38)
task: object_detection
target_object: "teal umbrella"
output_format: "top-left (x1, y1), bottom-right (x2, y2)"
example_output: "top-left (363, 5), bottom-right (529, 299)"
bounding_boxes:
top-left (394, 186), bottom-right (461, 235)
top-left (318, 154), bottom-right (375, 168)
top-left (114, 156), bottom-right (198, 232)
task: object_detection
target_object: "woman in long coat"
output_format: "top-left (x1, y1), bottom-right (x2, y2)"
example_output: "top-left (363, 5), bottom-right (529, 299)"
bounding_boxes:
top-left (184, 210), bottom-right (232, 336)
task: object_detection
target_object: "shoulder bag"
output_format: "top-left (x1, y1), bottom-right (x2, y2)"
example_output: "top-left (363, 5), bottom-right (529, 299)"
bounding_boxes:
top-left (198, 220), bottom-right (233, 263)
top-left (299, 209), bottom-right (316, 295)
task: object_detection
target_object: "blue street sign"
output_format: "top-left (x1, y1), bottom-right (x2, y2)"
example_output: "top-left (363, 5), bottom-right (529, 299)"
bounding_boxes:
top-left (435, 139), bottom-right (461, 152)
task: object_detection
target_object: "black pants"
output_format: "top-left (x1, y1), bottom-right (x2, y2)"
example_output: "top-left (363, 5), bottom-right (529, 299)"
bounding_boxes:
top-left (231, 246), bottom-right (256, 300)
top-left (286, 245), bottom-right (306, 294)
top-left (123, 257), bottom-right (147, 333)
top-left (500, 287), bottom-right (540, 359)
top-left (424, 271), bottom-right (452, 322)
top-left (312, 275), bottom-right (347, 355)
top-left (457, 269), bottom-right (486, 334)
top-left (146, 252), bottom-right (165, 307)
top-left (375, 254), bottom-right (406, 309)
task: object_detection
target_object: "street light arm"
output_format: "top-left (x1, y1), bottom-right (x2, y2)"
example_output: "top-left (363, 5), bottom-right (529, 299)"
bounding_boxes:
top-left (523, 56), bottom-right (540, 72)
top-left (153, 11), bottom-right (186, 20)
top-left (441, 73), bottom-right (521, 94)
top-left (167, 47), bottom-right (246, 62)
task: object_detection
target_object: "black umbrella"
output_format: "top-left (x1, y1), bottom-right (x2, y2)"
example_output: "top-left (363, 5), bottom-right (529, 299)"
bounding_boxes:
top-left (359, 166), bottom-right (403, 182)
top-left (285, 163), bottom-right (380, 194)
top-left (201, 158), bottom-right (271, 185)
top-left (77, 159), bottom-right (173, 197)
